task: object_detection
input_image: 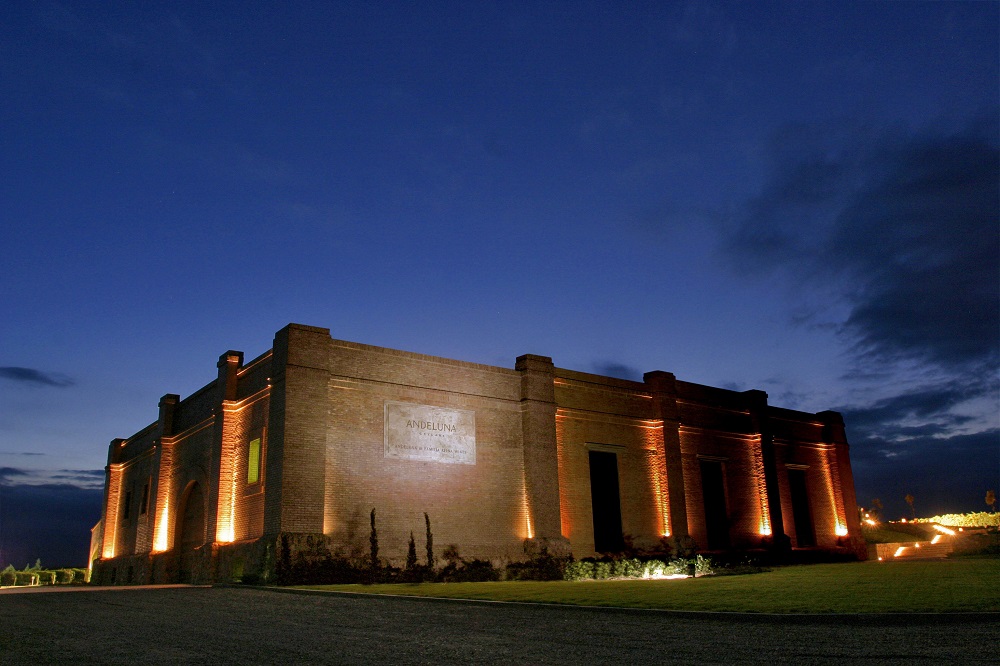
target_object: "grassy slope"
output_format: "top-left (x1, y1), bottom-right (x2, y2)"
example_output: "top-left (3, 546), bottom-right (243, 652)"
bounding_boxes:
top-left (299, 560), bottom-right (1000, 613)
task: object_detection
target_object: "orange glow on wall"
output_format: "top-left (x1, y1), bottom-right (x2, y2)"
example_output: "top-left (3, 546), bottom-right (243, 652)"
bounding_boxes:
top-left (152, 437), bottom-right (175, 552)
top-left (102, 464), bottom-right (123, 558)
top-left (822, 444), bottom-right (848, 538)
top-left (214, 402), bottom-right (241, 544)
top-left (555, 413), bottom-right (571, 540)
top-left (153, 501), bottom-right (171, 552)
top-left (749, 435), bottom-right (771, 537)
top-left (522, 466), bottom-right (534, 540)
top-left (645, 426), bottom-right (671, 538)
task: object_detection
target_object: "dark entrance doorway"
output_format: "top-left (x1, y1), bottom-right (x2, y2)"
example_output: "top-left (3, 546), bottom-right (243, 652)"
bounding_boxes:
top-left (589, 450), bottom-right (625, 553)
top-left (788, 469), bottom-right (816, 547)
top-left (176, 482), bottom-right (205, 583)
top-left (700, 460), bottom-right (730, 550)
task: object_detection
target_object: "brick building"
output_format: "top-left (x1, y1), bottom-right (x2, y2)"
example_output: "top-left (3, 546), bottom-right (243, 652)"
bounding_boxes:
top-left (90, 323), bottom-right (865, 584)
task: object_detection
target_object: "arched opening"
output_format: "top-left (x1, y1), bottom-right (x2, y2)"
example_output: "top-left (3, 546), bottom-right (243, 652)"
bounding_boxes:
top-left (175, 481), bottom-right (206, 583)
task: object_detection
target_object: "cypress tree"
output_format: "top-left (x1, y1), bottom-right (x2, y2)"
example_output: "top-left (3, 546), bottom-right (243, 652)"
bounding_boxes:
top-left (369, 508), bottom-right (379, 570)
top-left (406, 532), bottom-right (418, 570)
top-left (425, 512), bottom-right (434, 569)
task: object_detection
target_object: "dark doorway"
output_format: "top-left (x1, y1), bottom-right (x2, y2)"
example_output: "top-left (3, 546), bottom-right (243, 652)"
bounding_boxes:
top-left (589, 450), bottom-right (625, 553)
top-left (700, 460), bottom-right (730, 550)
top-left (176, 482), bottom-right (205, 583)
top-left (788, 469), bottom-right (816, 547)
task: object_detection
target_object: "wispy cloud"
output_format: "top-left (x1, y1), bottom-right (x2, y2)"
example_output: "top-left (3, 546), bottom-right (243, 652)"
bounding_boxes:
top-left (841, 377), bottom-right (992, 440)
top-left (720, 114), bottom-right (1000, 518)
top-left (0, 481), bottom-right (103, 568)
top-left (847, 428), bottom-right (999, 518)
top-left (0, 367), bottom-right (75, 387)
top-left (591, 361), bottom-right (642, 382)
top-left (0, 466), bottom-right (103, 490)
top-left (48, 469), bottom-right (106, 487)
top-left (725, 116), bottom-right (999, 373)
top-left (0, 467), bottom-right (30, 483)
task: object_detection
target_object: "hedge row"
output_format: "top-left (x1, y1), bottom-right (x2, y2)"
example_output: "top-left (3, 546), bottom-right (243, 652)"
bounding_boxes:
top-left (267, 553), bottom-right (715, 586)
top-left (915, 512), bottom-right (1000, 528)
top-left (0, 568), bottom-right (88, 587)
top-left (563, 556), bottom-right (712, 581)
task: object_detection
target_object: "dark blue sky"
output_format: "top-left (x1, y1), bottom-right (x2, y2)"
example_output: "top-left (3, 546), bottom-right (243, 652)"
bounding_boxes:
top-left (1, 1), bottom-right (997, 566)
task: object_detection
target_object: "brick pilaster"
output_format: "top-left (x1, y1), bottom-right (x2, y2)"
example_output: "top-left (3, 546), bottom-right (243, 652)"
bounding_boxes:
top-left (643, 371), bottom-right (689, 542)
top-left (516, 354), bottom-right (563, 542)
top-left (745, 390), bottom-right (790, 553)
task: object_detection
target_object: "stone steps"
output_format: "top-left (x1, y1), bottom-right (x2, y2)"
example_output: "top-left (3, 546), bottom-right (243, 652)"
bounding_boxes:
top-left (874, 535), bottom-right (954, 561)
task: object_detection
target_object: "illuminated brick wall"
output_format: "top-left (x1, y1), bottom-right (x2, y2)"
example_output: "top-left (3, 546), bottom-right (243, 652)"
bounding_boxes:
top-left (214, 353), bottom-right (270, 545)
top-left (93, 322), bottom-right (865, 584)
top-left (308, 328), bottom-right (535, 562)
top-left (553, 369), bottom-right (667, 556)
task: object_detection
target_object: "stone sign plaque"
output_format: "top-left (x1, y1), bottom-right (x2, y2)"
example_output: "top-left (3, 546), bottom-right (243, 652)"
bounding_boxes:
top-left (384, 401), bottom-right (476, 465)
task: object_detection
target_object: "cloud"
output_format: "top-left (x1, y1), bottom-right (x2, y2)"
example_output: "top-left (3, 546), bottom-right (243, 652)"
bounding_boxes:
top-left (0, 467), bottom-right (30, 484)
top-left (724, 115), bottom-right (1000, 516)
top-left (47, 469), bottom-right (106, 489)
top-left (0, 367), bottom-right (75, 387)
top-left (0, 482), bottom-right (103, 568)
top-left (726, 116), bottom-right (999, 373)
top-left (0, 467), bottom-right (104, 490)
top-left (591, 362), bottom-right (642, 381)
top-left (841, 377), bottom-right (993, 439)
top-left (848, 429), bottom-right (999, 519)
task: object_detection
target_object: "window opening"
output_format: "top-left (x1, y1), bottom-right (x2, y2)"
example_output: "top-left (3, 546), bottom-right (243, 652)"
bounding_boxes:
top-left (247, 437), bottom-right (261, 485)
top-left (122, 489), bottom-right (133, 522)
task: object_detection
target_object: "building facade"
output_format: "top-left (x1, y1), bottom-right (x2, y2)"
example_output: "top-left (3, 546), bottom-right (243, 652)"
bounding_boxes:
top-left (91, 323), bottom-right (865, 584)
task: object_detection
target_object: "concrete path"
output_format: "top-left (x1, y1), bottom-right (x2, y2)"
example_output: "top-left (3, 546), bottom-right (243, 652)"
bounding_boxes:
top-left (0, 583), bottom-right (205, 594)
top-left (1, 586), bottom-right (996, 664)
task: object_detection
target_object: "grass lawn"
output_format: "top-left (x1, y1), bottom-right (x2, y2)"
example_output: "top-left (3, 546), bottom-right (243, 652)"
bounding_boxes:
top-left (297, 559), bottom-right (1000, 613)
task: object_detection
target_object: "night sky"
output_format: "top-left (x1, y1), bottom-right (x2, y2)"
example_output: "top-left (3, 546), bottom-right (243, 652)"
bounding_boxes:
top-left (1, 2), bottom-right (997, 568)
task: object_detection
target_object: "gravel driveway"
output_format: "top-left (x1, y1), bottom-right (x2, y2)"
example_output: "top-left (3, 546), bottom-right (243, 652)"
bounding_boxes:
top-left (2, 585), bottom-right (996, 665)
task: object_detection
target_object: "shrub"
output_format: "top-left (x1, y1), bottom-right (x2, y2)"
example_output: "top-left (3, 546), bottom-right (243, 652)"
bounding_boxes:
top-left (14, 572), bottom-right (39, 586)
top-left (504, 553), bottom-right (566, 581)
top-left (562, 560), bottom-right (595, 581)
top-left (442, 544), bottom-right (461, 566)
top-left (560, 556), bottom-right (716, 581)
top-left (694, 555), bottom-right (714, 577)
top-left (400, 564), bottom-right (433, 583)
top-left (438, 558), bottom-right (499, 583)
top-left (620, 558), bottom-right (646, 578)
top-left (593, 561), bottom-right (612, 580)
top-left (708, 556), bottom-right (772, 576)
top-left (915, 512), bottom-right (1000, 528)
